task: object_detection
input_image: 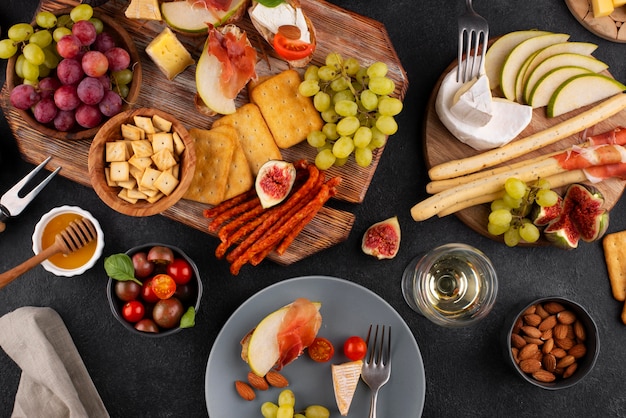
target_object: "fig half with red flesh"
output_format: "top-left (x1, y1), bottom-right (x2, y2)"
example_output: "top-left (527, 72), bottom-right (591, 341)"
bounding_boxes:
top-left (362, 216), bottom-right (401, 259)
top-left (255, 160), bottom-right (296, 209)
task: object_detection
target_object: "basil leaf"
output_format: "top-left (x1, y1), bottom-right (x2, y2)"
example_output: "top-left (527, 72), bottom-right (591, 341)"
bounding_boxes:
top-left (180, 307), bottom-right (196, 329)
top-left (104, 254), bottom-right (142, 285)
top-left (256, 0), bottom-right (285, 7)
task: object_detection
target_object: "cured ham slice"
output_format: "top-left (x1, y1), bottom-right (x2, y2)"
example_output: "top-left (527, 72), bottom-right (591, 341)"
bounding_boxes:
top-left (275, 298), bottom-right (322, 369)
top-left (588, 126), bottom-right (626, 146)
top-left (190, 0), bottom-right (233, 11)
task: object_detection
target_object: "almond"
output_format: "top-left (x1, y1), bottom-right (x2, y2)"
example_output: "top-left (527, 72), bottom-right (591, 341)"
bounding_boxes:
top-left (556, 355), bottom-right (576, 369)
top-left (568, 344), bottom-right (587, 359)
top-left (512, 317), bottom-right (523, 334)
top-left (551, 347), bottom-right (568, 358)
top-left (511, 347), bottom-right (520, 364)
top-left (574, 320), bottom-right (587, 341)
top-left (247, 372), bottom-right (269, 391)
top-left (563, 362), bottom-right (578, 379)
top-left (538, 315), bottom-right (557, 332)
top-left (541, 328), bottom-right (553, 341)
top-left (542, 338), bottom-right (554, 354)
top-left (265, 370), bottom-right (289, 388)
top-left (543, 353), bottom-right (557, 372)
top-left (555, 337), bottom-right (575, 351)
top-left (521, 326), bottom-right (542, 339)
top-left (523, 313), bottom-right (542, 327)
top-left (523, 305), bottom-right (537, 316)
top-left (511, 333), bottom-right (527, 349)
top-left (523, 336), bottom-right (544, 346)
top-left (235, 381), bottom-right (255, 401)
top-left (535, 303), bottom-right (550, 319)
top-left (544, 301), bottom-right (566, 314)
top-left (554, 323), bottom-right (570, 340)
top-left (557, 310), bottom-right (576, 325)
top-left (519, 359), bottom-right (542, 373)
top-left (532, 369), bottom-right (556, 383)
top-left (519, 343), bottom-right (539, 360)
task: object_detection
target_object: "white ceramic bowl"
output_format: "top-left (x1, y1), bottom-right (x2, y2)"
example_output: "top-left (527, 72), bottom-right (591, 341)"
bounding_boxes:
top-left (31, 206), bottom-right (105, 277)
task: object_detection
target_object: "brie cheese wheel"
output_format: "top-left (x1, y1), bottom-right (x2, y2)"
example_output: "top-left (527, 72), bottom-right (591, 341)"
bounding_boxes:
top-left (249, 3), bottom-right (310, 43)
top-left (450, 75), bottom-right (493, 127)
top-left (436, 67), bottom-right (533, 151)
top-left (331, 360), bottom-right (362, 416)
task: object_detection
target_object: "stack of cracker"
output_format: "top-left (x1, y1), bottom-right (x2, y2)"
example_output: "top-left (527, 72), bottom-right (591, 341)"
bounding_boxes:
top-left (184, 69), bottom-right (323, 206)
top-left (603, 230), bottom-right (626, 323)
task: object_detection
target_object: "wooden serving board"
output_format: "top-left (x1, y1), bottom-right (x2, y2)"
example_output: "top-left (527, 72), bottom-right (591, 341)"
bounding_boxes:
top-left (424, 61), bottom-right (626, 245)
top-left (565, 0), bottom-right (626, 43)
top-left (1, 0), bottom-right (408, 266)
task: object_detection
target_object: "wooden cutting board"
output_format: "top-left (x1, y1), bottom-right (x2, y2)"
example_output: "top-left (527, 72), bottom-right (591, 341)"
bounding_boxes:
top-left (565, 0), bottom-right (626, 43)
top-left (1, 0), bottom-right (408, 265)
top-left (423, 60), bottom-right (626, 246)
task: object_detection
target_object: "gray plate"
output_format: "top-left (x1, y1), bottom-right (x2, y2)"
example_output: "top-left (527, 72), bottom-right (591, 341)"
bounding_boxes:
top-left (205, 275), bottom-right (425, 417)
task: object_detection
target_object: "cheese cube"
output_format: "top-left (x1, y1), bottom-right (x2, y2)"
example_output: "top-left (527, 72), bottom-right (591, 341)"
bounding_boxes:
top-left (614, 0), bottom-right (626, 6)
top-left (146, 28), bottom-right (194, 80)
top-left (592, 0), bottom-right (614, 16)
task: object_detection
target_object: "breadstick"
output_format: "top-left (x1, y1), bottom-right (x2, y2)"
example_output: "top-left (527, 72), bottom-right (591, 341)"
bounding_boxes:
top-left (428, 94), bottom-right (626, 181)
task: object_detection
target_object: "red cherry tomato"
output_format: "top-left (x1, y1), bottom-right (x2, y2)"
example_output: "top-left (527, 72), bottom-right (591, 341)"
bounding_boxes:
top-left (121, 300), bottom-right (145, 323)
top-left (272, 32), bottom-right (315, 62)
top-left (166, 258), bottom-right (193, 285)
top-left (343, 336), bottom-right (367, 361)
top-left (151, 274), bottom-right (177, 299)
top-left (308, 337), bottom-right (335, 362)
top-left (140, 278), bottom-right (160, 303)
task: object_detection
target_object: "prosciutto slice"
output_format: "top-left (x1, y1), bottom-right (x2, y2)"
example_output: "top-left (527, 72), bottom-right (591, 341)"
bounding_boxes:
top-left (189, 0), bottom-right (232, 11)
top-left (275, 298), bottom-right (322, 370)
top-left (207, 26), bottom-right (257, 99)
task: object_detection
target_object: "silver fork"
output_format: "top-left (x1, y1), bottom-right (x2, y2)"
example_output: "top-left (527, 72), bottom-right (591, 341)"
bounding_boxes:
top-left (457, 0), bottom-right (489, 83)
top-left (361, 324), bottom-right (391, 418)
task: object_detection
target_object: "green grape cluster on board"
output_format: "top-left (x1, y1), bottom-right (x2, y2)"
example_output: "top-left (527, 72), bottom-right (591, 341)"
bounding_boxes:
top-left (487, 177), bottom-right (561, 247)
top-left (261, 388), bottom-right (330, 418)
top-left (298, 52), bottom-right (403, 169)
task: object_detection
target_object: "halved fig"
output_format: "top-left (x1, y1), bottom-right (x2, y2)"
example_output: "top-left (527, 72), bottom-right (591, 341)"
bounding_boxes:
top-left (361, 216), bottom-right (401, 259)
top-left (531, 195), bottom-right (563, 227)
top-left (255, 160), bottom-right (297, 209)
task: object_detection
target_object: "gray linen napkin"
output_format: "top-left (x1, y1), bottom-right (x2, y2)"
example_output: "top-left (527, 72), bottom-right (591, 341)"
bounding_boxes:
top-left (0, 306), bottom-right (109, 418)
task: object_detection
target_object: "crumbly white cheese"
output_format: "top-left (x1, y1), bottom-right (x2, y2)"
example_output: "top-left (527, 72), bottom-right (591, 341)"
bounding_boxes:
top-left (249, 3), bottom-right (310, 43)
top-left (436, 66), bottom-right (532, 151)
top-left (450, 75), bottom-right (493, 127)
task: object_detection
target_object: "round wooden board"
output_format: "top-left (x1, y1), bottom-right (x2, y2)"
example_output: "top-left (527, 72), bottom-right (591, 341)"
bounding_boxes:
top-left (423, 62), bottom-right (626, 246)
top-left (565, 0), bottom-right (626, 43)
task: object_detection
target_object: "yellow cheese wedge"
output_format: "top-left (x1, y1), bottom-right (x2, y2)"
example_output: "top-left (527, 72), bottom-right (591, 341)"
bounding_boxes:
top-left (592, 0), bottom-right (614, 17)
top-left (331, 360), bottom-right (362, 416)
top-left (125, 0), bottom-right (162, 21)
top-left (146, 28), bottom-right (194, 80)
top-left (614, 0), bottom-right (626, 7)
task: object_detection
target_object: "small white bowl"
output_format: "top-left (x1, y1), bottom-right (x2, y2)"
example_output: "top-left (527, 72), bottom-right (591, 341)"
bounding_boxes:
top-left (31, 206), bottom-right (105, 277)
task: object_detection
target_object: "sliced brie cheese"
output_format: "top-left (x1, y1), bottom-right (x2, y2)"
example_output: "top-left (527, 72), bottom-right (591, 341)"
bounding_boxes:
top-left (331, 360), bottom-right (362, 416)
top-left (450, 75), bottom-right (493, 127)
top-left (436, 67), bottom-right (532, 151)
top-left (249, 3), bottom-right (310, 43)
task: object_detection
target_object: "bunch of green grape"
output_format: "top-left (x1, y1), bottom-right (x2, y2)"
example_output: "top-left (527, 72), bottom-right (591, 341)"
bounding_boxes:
top-left (0, 5), bottom-right (96, 82)
top-left (261, 389), bottom-right (330, 418)
top-left (298, 52), bottom-right (403, 169)
top-left (487, 177), bottom-right (561, 247)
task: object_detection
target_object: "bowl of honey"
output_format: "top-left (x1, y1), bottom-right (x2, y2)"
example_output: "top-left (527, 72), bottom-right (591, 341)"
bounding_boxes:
top-left (31, 206), bottom-right (104, 277)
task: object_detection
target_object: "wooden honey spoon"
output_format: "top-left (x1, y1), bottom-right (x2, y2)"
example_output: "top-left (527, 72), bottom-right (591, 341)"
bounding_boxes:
top-left (0, 217), bottom-right (97, 289)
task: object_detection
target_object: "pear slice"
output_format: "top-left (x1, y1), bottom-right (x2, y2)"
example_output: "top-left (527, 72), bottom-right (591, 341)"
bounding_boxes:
top-left (196, 50), bottom-right (237, 115)
top-left (547, 73), bottom-right (626, 117)
top-left (485, 30), bottom-right (552, 90)
top-left (527, 66), bottom-right (592, 109)
top-left (161, 0), bottom-right (247, 33)
top-left (500, 32), bottom-right (570, 101)
top-left (524, 53), bottom-right (609, 106)
top-left (516, 41), bottom-right (598, 103)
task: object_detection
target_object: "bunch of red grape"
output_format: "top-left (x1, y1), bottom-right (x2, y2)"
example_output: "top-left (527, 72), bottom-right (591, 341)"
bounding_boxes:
top-left (2, 4), bottom-right (136, 131)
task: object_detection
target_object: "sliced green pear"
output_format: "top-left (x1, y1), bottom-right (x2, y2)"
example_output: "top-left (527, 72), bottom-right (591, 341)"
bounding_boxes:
top-left (196, 45), bottom-right (237, 115)
top-left (500, 32), bottom-right (570, 101)
top-left (517, 41), bottom-right (598, 103)
top-left (547, 73), bottom-right (626, 117)
top-left (485, 30), bottom-right (552, 90)
top-left (528, 66), bottom-right (592, 108)
top-left (162, 0), bottom-right (247, 33)
top-left (524, 53), bottom-right (609, 106)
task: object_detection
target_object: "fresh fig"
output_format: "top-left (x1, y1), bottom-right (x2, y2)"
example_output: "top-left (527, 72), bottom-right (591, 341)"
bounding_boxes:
top-left (361, 216), bottom-right (401, 259)
top-left (543, 183), bottom-right (609, 249)
top-left (531, 195), bottom-right (563, 227)
top-left (255, 160), bottom-right (297, 208)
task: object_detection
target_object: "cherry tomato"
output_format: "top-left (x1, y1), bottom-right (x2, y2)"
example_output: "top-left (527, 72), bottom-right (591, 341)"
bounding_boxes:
top-left (121, 300), bottom-right (145, 323)
top-left (272, 32), bottom-right (315, 62)
top-left (151, 274), bottom-right (177, 299)
top-left (134, 318), bottom-right (159, 333)
top-left (147, 246), bottom-right (174, 264)
top-left (132, 252), bottom-right (154, 278)
top-left (152, 297), bottom-right (184, 329)
top-left (140, 278), bottom-right (160, 303)
top-left (166, 258), bottom-right (193, 285)
top-left (308, 337), bottom-right (335, 362)
top-left (114, 280), bottom-right (141, 302)
top-left (343, 336), bottom-right (367, 361)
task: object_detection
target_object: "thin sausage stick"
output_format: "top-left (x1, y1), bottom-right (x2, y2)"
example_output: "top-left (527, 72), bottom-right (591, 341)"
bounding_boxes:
top-left (202, 188), bottom-right (257, 219)
top-left (208, 197), bottom-right (261, 232)
top-left (218, 205), bottom-right (265, 242)
top-left (428, 94), bottom-right (626, 180)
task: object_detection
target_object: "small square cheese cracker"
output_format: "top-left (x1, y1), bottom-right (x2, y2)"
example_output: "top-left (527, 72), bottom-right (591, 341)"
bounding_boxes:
top-left (603, 230), bottom-right (626, 303)
top-left (250, 69), bottom-right (323, 149)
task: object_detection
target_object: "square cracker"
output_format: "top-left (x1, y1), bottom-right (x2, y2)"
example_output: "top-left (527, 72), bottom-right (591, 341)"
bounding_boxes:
top-left (603, 230), bottom-right (626, 302)
top-left (249, 69), bottom-right (323, 149)
top-left (210, 125), bottom-right (254, 200)
top-left (212, 103), bottom-right (282, 176)
top-left (183, 127), bottom-right (236, 205)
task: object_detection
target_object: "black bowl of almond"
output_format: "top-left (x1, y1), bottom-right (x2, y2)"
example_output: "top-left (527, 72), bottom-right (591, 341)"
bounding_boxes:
top-left (504, 296), bottom-right (599, 389)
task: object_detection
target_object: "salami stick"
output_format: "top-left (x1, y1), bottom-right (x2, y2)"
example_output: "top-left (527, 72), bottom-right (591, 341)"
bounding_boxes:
top-left (215, 210), bottom-right (273, 259)
top-left (218, 205), bottom-right (265, 242)
top-left (208, 197), bottom-right (261, 232)
top-left (202, 188), bottom-right (257, 219)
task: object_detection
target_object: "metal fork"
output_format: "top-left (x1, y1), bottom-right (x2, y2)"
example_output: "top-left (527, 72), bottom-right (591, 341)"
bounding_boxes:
top-left (0, 157), bottom-right (61, 233)
top-left (457, 0), bottom-right (489, 83)
top-left (361, 324), bottom-right (391, 418)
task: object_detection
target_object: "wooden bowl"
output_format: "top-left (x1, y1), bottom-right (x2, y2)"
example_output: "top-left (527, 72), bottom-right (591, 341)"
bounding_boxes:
top-left (5, 8), bottom-right (142, 140)
top-left (88, 108), bottom-right (196, 217)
